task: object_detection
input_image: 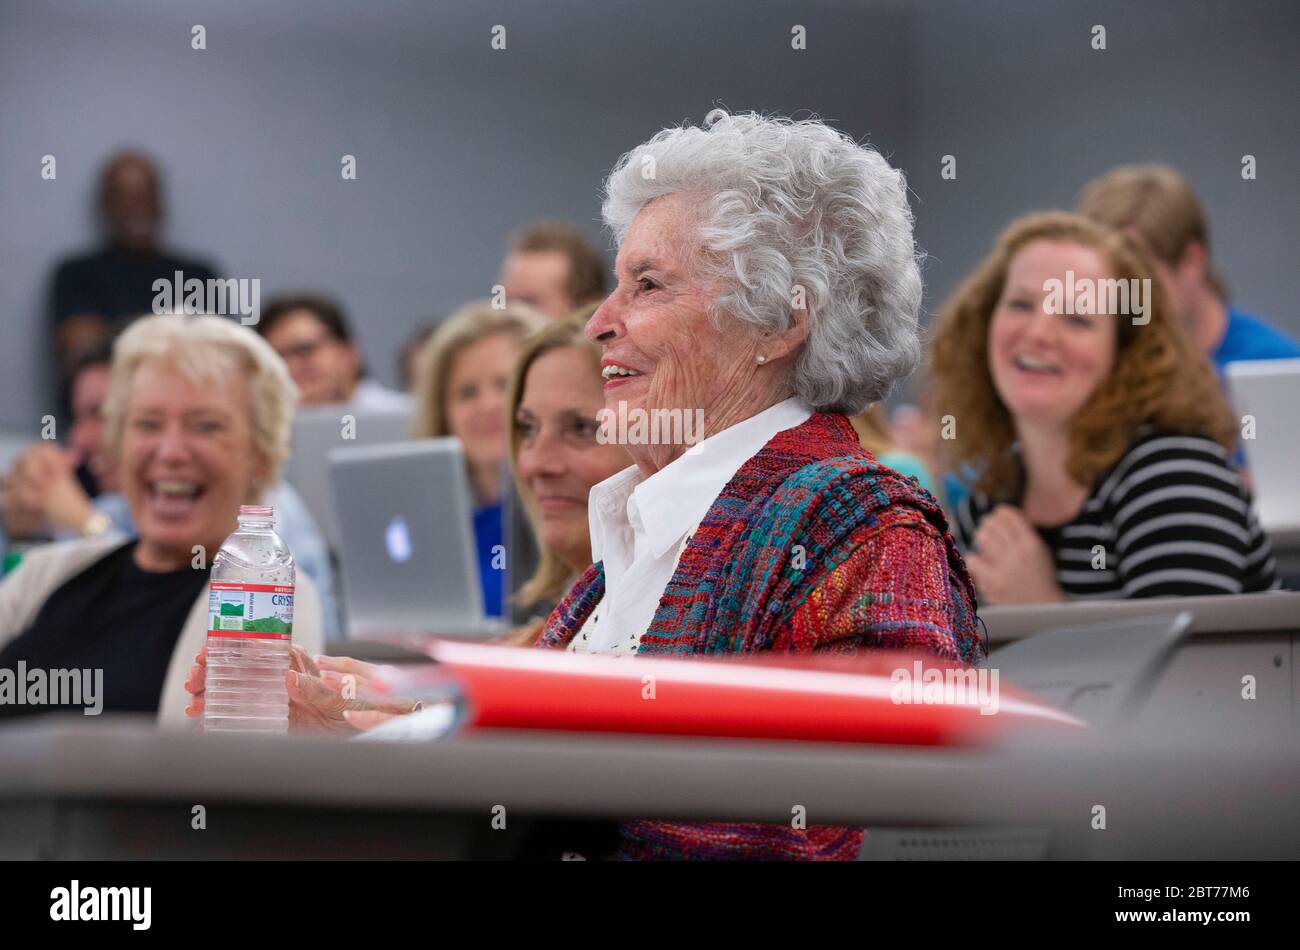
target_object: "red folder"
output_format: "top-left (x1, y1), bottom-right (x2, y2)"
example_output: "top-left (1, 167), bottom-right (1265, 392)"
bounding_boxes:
top-left (368, 639), bottom-right (1081, 747)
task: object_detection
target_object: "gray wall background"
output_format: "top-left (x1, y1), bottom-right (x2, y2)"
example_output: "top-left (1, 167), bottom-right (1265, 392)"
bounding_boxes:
top-left (1, 0), bottom-right (1295, 429)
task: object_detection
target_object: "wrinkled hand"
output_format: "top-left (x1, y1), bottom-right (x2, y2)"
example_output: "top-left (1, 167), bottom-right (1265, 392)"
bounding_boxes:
top-left (313, 654), bottom-right (411, 731)
top-left (965, 504), bottom-right (1066, 606)
top-left (184, 645), bottom-right (414, 734)
top-left (1, 443), bottom-right (94, 537)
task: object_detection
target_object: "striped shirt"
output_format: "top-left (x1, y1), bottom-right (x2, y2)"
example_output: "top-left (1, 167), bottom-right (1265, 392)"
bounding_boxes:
top-left (954, 429), bottom-right (1280, 600)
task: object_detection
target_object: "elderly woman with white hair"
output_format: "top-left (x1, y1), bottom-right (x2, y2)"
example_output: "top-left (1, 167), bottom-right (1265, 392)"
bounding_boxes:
top-left (0, 314), bottom-right (324, 724)
top-left (538, 111), bottom-right (980, 858)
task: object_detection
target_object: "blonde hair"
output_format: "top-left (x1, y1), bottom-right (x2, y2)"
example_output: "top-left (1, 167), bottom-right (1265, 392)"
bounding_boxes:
top-left (505, 306), bottom-right (604, 607)
top-left (411, 300), bottom-right (545, 439)
top-left (1077, 163), bottom-right (1227, 299)
top-left (104, 313), bottom-right (298, 499)
top-left (929, 211), bottom-right (1234, 500)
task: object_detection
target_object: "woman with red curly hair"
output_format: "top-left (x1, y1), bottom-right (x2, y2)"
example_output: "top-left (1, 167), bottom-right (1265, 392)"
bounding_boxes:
top-left (930, 211), bottom-right (1278, 605)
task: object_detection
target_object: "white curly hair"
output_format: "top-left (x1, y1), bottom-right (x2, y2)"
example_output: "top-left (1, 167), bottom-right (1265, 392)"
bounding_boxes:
top-left (601, 109), bottom-right (923, 413)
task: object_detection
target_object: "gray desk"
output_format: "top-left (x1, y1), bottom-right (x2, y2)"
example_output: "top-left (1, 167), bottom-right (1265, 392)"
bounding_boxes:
top-left (0, 717), bottom-right (1296, 859)
top-left (325, 638), bottom-right (431, 663)
top-left (335, 594), bottom-right (1300, 733)
top-left (1270, 526), bottom-right (1300, 581)
top-left (980, 591), bottom-right (1299, 732)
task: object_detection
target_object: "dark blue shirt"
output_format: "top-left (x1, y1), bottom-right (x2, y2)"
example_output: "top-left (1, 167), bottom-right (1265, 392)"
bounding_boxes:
top-left (473, 502), bottom-right (504, 618)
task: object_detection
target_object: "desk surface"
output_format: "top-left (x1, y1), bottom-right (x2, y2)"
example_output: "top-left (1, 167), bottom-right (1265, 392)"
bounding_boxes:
top-left (331, 592), bottom-right (1300, 660)
top-left (1269, 525), bottom-right (1300, 549)
top-left (0, 717), bottom-right (1296, 858)
top-left (979, 590), bottom-right (1300, 643)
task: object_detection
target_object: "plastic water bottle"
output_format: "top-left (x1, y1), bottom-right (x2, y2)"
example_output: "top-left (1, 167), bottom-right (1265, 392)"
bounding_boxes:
top-left (204, 505), bottom-right (294, 734)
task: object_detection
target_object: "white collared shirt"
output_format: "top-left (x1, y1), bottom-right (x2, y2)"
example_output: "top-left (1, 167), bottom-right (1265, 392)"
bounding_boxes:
top-left (576, 397), bottom-right (813, 653)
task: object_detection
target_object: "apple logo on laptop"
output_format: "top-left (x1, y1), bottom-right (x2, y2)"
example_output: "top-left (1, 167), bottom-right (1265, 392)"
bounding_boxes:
top-left (385, 515), bottom-right (412, 563)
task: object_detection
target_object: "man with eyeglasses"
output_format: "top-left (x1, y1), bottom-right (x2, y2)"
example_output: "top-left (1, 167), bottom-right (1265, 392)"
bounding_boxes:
top-left (256, 294), bottom-right (409, 411)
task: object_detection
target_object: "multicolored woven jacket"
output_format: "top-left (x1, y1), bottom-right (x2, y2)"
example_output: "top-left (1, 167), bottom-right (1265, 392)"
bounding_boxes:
top-left (537, 411), bottom-right (981, 860)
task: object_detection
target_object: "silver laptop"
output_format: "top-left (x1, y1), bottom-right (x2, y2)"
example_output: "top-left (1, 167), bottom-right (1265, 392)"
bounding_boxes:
top-left (328, 438), bottom-right (503, 638)
top-left (1225, 358), bottom-right (1300, 533)
top-left (283, 405), bottom-right (411, 550)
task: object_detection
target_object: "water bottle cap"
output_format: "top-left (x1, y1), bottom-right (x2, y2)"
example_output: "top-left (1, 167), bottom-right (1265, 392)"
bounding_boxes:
top-left (238, 504), bottom-right (275, 519)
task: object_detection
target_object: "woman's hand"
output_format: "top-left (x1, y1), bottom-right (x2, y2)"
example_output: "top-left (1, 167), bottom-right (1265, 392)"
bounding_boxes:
top-left (184, 644), bottom-right (323, 727)
top-left (965, 504), bottom-right (1066, 606)
top-left (313, 655), bottom-right (414, 733)
top-left (184, 645), bottom-right (413, 734)
top-left (340, 708), bottom-right (405, 731)
top-left (182, 647), bottom-right (205, 718)
top-left (2, 443), bottom-right (94, 537)
top-left (313, 654), bottom-right (394, 698)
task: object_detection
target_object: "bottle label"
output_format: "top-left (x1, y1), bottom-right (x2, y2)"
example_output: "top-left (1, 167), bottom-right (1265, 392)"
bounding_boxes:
top-left (207, 582), bottom-right (294, 640)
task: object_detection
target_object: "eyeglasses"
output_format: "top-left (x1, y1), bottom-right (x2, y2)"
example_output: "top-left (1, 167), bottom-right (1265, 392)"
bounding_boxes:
top-left (275, 335), bottom-right (333, 363)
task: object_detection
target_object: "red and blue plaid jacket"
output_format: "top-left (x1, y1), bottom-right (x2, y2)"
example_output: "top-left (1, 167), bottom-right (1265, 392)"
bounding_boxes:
top-left (537, 411), bottom-right (980, 859)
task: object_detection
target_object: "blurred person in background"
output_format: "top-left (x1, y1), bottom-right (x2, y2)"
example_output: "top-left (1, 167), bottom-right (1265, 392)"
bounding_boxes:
top-left (887, 392), bottom-right (989, 518)
top-left (501, 309), bottom-right (633, 641)
top-left (500, 221), bottom-right (608, 319)
top-left (1078, 164), bottom-right (1300, 371)
top-left (849, 404), bottom-right (939, 498)
top-left (0, 320), bottom-right (337, 635)
top-left (2, 341), bottom-right (117, 545)
top-left (898, 163), bottom-right (1300, 516)
top-left (49, 151), bottom-right (221, 409)
top-left (411, 300), bottom-right (545, 618)
top-left (0, 314), bottom-right (325, 722)
top-left (256, 294), bottom-right (410, 412)
top-left (930, 212), bottom-right (1278, 606)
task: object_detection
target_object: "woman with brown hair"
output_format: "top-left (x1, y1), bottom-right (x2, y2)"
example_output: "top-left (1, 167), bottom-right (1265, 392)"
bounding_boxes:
top-left (930, 211), bottom-right (1277, 605)
top-left (500, 308), bottom-right (633, 642)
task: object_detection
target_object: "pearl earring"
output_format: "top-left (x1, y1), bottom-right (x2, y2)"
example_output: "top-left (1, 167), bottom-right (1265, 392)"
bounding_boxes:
top-left (756, 354), bottom-right (767, 364)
